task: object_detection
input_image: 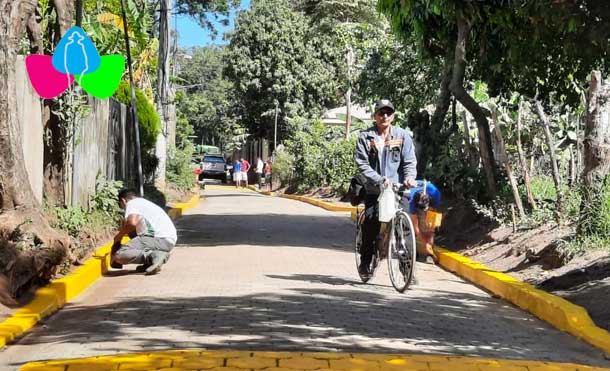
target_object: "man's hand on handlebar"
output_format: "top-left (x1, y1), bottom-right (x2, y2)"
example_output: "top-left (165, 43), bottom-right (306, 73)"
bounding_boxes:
top-left (404, 178), bottom-right (417, 188)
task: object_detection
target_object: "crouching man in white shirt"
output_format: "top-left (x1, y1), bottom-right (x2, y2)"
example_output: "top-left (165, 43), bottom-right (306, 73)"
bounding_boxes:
top-left (111, 189), bottom-right (178, 275)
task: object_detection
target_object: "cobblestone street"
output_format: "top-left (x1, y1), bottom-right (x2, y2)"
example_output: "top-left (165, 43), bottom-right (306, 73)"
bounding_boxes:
top-left (1, 187), bottom-right (608, 370)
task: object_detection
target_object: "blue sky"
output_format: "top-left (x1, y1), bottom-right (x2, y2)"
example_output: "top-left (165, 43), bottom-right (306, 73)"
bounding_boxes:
top-left (175, 0), bottom-right (251, 48)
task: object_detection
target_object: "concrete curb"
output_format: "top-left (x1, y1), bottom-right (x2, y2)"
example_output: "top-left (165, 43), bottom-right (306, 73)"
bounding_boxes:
top-left (436, 247), bottom-right (610, 355)
top-left (261, 191), bottom-right (610, 356)
top-left (0, 193), bottom-right (201, 348)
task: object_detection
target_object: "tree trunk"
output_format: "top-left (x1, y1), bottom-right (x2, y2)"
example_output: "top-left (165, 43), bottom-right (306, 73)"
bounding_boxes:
top-left (449, 18), bottom-right (497, 197)
top-left (51, 0), bottom-right (72, 36)
top-left (0, 0), bottom-right (40, 211)
top-left (415, 52), bottom-right (453, 177)
top-left (516, 99), bottom-right (537, 210)
top-left (155, 0), bottom-right (172, 185)
top-left (0, 0), bottom-right (69, 301)
top-left (461, 110), bottom-right (479, 167)
top-left (492, 111), bottom-right (525, 220)
top-left (26, 5), bottom-right (43, 54)
top-left (344, 45), bottom-right (353, 140)
top-left (569, 144), bottom-right (576, 186)
top-left (345, 87), bottom-right (351, 139)
top-left (579, 71), bottom-right (610, 236)
top-left (535, 99), bottom-right (564, 217)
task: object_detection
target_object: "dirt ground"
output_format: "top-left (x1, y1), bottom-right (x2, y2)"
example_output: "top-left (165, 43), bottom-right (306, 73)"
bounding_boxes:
top-left (436, 200), bottom-right (610, 333)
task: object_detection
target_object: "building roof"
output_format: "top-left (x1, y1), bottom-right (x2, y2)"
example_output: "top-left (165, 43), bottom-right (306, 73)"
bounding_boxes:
top-left (321, 104), bottom-right (372, 125)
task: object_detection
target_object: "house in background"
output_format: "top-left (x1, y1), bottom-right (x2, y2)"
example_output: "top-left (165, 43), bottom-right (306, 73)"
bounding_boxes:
top-left (321, 104), bottom-right (373, 134)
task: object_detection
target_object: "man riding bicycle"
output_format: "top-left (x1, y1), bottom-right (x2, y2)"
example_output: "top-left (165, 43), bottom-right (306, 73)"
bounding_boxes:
top-left (354, 99), bottom-right (417, 277)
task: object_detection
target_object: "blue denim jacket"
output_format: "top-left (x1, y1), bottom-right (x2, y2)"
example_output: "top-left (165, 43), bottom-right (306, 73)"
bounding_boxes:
top-left (355, 126), bottom-right (417, 195)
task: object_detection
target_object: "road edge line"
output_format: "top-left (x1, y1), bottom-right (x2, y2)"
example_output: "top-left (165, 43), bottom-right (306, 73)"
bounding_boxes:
top-left (257, 190), bottom-right (610, 356)
top-left (0, 192), bottom-right (201, 349)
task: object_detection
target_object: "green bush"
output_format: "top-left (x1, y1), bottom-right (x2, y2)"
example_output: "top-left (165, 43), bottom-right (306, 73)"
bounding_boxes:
top-left (522, 175), bottom-right (581, 225)
top-left (51, 206), bottom-right (88, 237)
top-left (283, 120), bottom-right (357, 195)
top-left (579, 177), bottom-right (610, 238)
top-left (272, 147), bottom-right (294, 186)
top-left (90, 175), bottom-right (123, 221)
top-left (167, 141), bottom-right (196, 191)
top-left (114, 81), bottom-right (161, 152)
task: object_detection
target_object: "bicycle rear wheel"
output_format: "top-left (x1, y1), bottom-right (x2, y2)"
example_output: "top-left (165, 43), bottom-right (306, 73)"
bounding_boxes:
top-left (388, 211), bottom-right (416, 292)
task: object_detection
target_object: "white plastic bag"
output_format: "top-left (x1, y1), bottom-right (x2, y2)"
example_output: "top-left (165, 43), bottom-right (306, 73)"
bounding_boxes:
top-left (378, 184), bottom-right (396, 222)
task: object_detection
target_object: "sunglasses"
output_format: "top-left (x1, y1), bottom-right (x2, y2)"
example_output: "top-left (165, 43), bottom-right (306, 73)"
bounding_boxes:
top-left (377, 109), bottom-right (395, 116)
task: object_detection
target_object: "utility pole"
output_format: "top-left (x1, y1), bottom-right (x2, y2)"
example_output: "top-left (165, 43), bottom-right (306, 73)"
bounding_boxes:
top-left (75, 0), bottom-right (83, 27)
top-left (345, 45), bottom-right (353, 139)
top-left (155, 0), bottom-right (171, 184)
top-left (120, 0), bottom-right (144, 196)
top-left (274, 101), bottom-right (279, 151)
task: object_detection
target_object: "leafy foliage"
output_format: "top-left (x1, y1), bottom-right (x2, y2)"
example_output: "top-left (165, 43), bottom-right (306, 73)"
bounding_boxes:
top-left (89, 175), bottom-right (124, 221)
top-left (166, 142), bottom-right (197, 191)
top-left (51, 206), bottom-right (89, 237)
top-left (114, 81), bottom-right (161, 152)
top-left (357, 32), bottom-right (442, 115)
top-left (175, 46), bottom-right (244, 150)
top-left (281, 120), bottom-right (357, 194)
top-left (82, 0), bottom-right (157, 94)
top-left (224, 0), bottom-right (340, 140)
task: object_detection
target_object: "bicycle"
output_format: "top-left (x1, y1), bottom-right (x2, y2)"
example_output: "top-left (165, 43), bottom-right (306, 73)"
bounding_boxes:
top-left (354, 184), bottom-right (417, 293)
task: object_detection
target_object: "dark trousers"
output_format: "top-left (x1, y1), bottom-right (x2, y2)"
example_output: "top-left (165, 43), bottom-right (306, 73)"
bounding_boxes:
top-left (360, 193), bottom-right (410, 266)
top-left (360, 196), bottom-right (381, 266)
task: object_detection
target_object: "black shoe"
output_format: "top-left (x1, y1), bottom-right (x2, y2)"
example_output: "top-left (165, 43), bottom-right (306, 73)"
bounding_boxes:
top-left (358, 262), bottom-right (372, 277)
top-left (145, 251), bottom-right (169, 275)
top-left (135, 264), bottom-right (151, 273)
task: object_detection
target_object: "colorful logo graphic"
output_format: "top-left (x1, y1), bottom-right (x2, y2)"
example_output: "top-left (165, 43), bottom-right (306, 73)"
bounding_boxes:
top-left (26, 26), bottom-right (125, 99)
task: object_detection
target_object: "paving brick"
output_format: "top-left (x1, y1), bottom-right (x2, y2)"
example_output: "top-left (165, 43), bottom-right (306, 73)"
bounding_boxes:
top-left (4, 188), bottom-right (610, 371)
top-left (173, 358), bottom-right (224, 369)
top-left (226, 356), bottom-right (276, 369)
top-left (279, 357), bottom-right (329, 369)
top-left (330, 358), bottom-right (381, 371)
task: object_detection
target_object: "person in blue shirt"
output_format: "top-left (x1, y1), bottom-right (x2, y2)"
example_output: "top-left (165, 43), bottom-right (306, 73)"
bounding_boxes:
top-left (408, 180), bottom-right (441, 263)
top-left (232, 160), bottom-right (241, 188)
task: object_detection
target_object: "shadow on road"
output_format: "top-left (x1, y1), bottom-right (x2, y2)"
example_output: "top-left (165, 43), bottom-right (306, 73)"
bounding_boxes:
top-left (176, 213), bottom-right (354, 251)
top-left (12, 287), bottom-right (606, 367)
top-left (265, 274), bottom-right (387, 288)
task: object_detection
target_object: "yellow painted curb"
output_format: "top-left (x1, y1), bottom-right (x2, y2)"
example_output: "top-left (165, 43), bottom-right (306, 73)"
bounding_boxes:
top-left (18, 349), bottom-right (610, 371)
top-left (0, 193), bottom-right (201, 349)
top-left (280, 193), bottom-right (356, 212)
top-left (435, 247), bottom-right (610, 355)
top-left (246, 185), bottom-right (276, 196)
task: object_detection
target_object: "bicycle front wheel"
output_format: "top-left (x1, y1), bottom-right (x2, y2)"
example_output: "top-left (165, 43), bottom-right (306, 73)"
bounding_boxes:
top-left (388, 211), bottom-right (416, 292)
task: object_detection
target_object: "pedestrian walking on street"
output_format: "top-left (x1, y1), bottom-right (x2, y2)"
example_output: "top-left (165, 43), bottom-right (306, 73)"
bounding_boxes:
top-left (232, 160), bottom-right (241, 188)
top-left (111, 189), bottom-right (178, 275)
top-left (264, 160), bottom-right (272, 191)
top-left (255, 157), bottom-right (264, 189)
top-left (240, 157), bottom-right (251, 188)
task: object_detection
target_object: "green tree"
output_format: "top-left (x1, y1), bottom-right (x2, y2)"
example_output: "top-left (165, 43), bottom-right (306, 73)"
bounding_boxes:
top-left (224, 0), bottom-right (339, 140)
top-left (176, 46), bottom-right (243, 149)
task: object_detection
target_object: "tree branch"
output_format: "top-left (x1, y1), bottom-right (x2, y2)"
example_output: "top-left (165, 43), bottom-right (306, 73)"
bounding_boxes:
top-left (448, 17), bottom-right (497, 197)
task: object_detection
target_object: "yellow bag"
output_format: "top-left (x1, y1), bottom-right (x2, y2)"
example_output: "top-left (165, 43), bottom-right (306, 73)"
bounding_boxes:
top-left (424, 209), bottom-right (443, 229)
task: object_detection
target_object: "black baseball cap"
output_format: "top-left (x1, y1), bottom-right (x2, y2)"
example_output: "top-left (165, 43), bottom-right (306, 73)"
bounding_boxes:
top-left (374, 99), bottom-right (395, 114)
